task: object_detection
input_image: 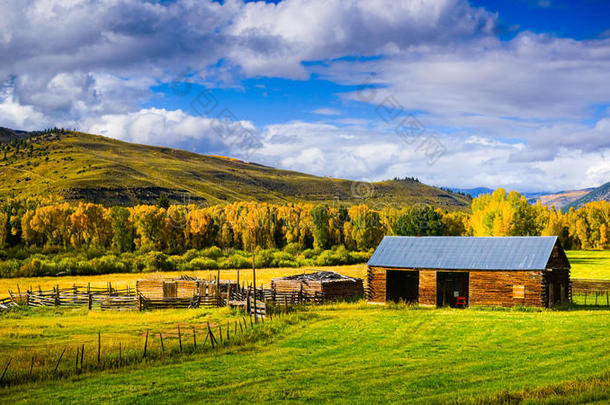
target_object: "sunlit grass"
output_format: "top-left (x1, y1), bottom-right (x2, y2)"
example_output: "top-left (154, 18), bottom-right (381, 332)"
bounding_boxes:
top-left (0, 304), bottom-right (608, 403)
top-left (0, 264), bottom-right (368, 298)
top-left (566, 250), bottom-right (610, 279)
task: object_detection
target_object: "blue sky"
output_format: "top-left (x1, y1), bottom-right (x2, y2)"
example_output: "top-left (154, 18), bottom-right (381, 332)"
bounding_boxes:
top-left (1, 0), bottom-right (609, 192)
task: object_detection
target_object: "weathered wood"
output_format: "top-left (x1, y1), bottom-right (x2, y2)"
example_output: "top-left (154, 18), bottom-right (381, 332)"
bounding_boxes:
top-left (418, 270), bottom-right (437, 306)
top-left (470, 271), bottom-right (544, 307)
top-left (143, 329), bottom-right (149, 358)
top-left (367, 267), bottom-right (387, 303)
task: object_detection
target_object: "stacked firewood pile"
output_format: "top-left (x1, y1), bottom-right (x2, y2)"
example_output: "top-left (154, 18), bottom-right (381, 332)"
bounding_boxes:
top-left (271, 271), bottom-right (364, 301)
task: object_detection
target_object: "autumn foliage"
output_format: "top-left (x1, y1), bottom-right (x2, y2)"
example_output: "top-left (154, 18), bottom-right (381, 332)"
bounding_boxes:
top-left (0, 189), bottom-right (607, 277)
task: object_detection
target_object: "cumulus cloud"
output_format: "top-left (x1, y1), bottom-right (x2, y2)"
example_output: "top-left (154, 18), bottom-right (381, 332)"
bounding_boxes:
top-left (80, 107), bottom-right (257, 156)
top-left (0, 0), bottom-right (608, 191)
top-left (253, 120), bottom-right (608, 191)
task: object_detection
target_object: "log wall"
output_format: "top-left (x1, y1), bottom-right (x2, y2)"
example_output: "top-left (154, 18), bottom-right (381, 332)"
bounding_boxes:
top-left (367, 267), bottom-right (386, 303)
top-left (469, 271), bottom-right (544, 307)
top-left (418, 270), bottom-right (437, 306)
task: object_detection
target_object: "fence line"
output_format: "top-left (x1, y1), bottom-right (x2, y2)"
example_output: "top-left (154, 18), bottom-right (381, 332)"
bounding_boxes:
top-left (3, 283), bottom-right (326, 315)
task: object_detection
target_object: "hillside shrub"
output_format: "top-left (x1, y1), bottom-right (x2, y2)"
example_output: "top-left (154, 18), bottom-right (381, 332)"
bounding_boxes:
top-left (182, 249), bottom-right (199, 262)
top-left (0, 259), bottom-right (20, 277)
top-left (219, 254), bottom-right (250, 269)
top-left (271, 251), bottom-right (298, 267)
top-left (188, 257), bottom-right (218, 270)
top-left (143, 251), bottom-right (174, 272)
top-left (201, 246), bottom-right (223, 260)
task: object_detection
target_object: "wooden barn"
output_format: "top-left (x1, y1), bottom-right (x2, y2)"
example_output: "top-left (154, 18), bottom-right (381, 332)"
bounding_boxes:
top-left (367, 236), bottom-right (570, 308)
top-left (271, 271), bottom-right (364, 301)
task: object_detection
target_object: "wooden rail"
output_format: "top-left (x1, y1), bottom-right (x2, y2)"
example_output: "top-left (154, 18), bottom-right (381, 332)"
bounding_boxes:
top-left (11, 283), bottom-right (328, 313)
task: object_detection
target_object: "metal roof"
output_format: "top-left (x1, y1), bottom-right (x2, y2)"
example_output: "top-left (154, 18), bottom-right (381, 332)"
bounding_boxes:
top-left (367, 236), bottom-right (558, 271)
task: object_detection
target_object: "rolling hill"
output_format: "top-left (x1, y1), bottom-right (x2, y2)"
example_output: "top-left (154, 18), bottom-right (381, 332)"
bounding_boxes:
top-left (0, 129), bottom-right (470, 209)
top-left (525, 188), bottom-right (595, 209)
top-left (563, 182), bottom-right (610, 210)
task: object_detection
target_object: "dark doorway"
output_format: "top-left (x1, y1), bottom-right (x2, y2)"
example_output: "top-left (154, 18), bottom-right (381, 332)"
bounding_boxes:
top-left (386, 270), bottom-right (419, 303)
top-left (436, 272), bottom-right (469, 307)
top-left (544, 269), bottom-right (569, 307)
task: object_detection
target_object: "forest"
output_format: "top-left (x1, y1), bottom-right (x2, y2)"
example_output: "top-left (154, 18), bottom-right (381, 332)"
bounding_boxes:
top-left (0, 188), bottom-right (607, 277)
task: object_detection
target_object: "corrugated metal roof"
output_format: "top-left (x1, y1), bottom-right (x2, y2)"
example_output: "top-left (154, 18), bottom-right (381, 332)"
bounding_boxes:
top-left (367, 236), bottom-right (558, 271)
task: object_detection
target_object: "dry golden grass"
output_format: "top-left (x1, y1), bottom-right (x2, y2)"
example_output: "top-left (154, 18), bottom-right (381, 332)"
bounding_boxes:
top-left (0, 264), bottom-right (368, 298)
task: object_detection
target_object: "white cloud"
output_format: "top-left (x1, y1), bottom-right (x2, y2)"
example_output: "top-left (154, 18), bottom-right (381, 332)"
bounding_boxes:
top-left (251, 120), bottom-right (609, 192)
top-left (0, 87), bottom-right (49, 129)
top-left (0, 0), bottom-right (608, 191)
top-left (312, 108), bottom-right (341, 116)
top-left (80, 107), bottom-right (257, 156)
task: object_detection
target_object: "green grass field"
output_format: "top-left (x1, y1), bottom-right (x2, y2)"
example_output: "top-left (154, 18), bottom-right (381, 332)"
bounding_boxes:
top-left (0, 250), bottom-right (608, 403)
top-left (0, 303), bottom-right (608, 404)
top-left (566, 250), bottom-right (610, 279)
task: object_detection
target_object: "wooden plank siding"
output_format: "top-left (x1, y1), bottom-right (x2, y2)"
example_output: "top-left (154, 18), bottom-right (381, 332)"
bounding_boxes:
top-left (418, 270), bottom-right (437, 306)
top-left (469, 270), bottom-right (544, 307)
top-left (367, 267), bottom-right (555, 307)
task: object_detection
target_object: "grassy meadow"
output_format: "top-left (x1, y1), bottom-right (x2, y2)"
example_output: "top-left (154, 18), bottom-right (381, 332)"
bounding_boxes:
top-left (0, 249), bottom-right (608, 403)
top-left (566, 250), bottom-right (610, 279)
top-left (0, 303), bottom-right (608, 404)
top-left (0, 264), bottom-right (367, 298)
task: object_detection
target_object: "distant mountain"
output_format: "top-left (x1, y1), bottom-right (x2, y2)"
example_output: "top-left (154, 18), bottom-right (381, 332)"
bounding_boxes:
top-left (563, 182), bottom-right (610, 210)
top-left (525, 189), bottom-right (595, 209)
top-left (0, 127), bottom-right (29, 143)
top-left (448, 187), bottom-right (495, 198)
top-left (0, 129), bottom-right (471, 209)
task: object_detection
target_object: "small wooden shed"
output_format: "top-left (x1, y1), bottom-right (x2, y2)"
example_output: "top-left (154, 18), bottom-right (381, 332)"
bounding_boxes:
top-left (271, 271), bottom-right (364, 301)
top-left (367, 236), bottom-right (570, 308)
top-left (136, 276), bottom-right (236, 299)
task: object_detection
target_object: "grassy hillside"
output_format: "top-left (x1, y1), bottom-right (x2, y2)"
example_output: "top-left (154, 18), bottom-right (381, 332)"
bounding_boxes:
top-left (526, 188), bottom-right (594, 209)
top-left (0, 304), bottom-right (608, 404)
top-left (0, 129), bottom-right (470, 209)
top-left (564, 181), bottom-right (610, 210)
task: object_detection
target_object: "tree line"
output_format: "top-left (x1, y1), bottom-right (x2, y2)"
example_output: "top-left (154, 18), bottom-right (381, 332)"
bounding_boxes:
top-left (0, 188), bottom-right (607, 255)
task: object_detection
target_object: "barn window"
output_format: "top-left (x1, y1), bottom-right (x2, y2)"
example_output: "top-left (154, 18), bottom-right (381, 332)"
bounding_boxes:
top-left (513, 285), bottom-right (525, 299)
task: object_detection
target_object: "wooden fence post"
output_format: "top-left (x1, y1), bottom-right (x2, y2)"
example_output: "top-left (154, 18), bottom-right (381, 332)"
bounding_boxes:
top-left (80, 345), bottom-right (84, 369)
top-left (178, 326), bottom-right (183, 352)
top-left (192, 327), bottom-right (197, 350)
top-left (0, 358), bottom-right (11, 383)
top-left (88, 292), bottom-right (92, 310)
top-left (54, 347), bottom-right (66, 372)
top-left (97, 331), bottom-right (101, 365)
top-left (207, 322), bottom-right (216, 348)
top-left (159, 332), bottom-right (164, 354)
top-left (143, 329), bottom-right (149, 358)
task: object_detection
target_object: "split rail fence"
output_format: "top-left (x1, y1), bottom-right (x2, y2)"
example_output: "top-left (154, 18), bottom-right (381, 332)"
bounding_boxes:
top-left (4, 282), bottom-right (325, 315)
top-left (571, 279), bottom-right (610, 306)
